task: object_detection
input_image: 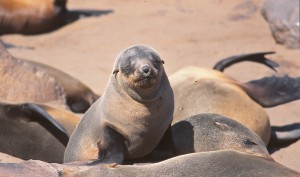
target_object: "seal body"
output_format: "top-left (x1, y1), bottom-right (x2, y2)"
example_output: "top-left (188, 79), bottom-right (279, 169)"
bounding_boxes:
top-left (64, 45), bottom-right (174, 163)
top-left (0, 102), bottom-right (79, 163)
top-left (0, 42), bottom-right (98, 113)
top-left (62, 150), bottom-right (300, 177)
top-left (172, 113), bottom-right (271, 159)
top-left (0, 0), bottom-right (67, 35)
top-left (1, 151), bottom-right (300, 177)
top-left (0, 42), bottom-right (66, 107)
top-left (169, 66), bottom-right (271, 144)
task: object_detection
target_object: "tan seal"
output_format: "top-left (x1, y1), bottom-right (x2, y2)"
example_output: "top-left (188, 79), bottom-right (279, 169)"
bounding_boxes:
top-left (2, 151), bottom-right (300, 177)
top-left (64, 45), bottom-right (174, 164)
top-left (61, 150), bottom-right (299, 177)
top-left (0, 42), bottom-right (99, 113)
top-left (0, 0), bottom-right (67, 35)
top-left (170, 53), bottom-right (300, 145)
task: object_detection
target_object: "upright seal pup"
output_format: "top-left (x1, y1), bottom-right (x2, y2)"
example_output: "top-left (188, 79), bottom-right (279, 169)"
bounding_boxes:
top-left (64, 45), bottom-right (174, 164)
top-left (170, 52), bottom-right (300, 144)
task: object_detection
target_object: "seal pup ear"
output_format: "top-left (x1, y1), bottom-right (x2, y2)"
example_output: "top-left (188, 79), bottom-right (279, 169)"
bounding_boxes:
top-left (113, 68), bottom-right (119, 75)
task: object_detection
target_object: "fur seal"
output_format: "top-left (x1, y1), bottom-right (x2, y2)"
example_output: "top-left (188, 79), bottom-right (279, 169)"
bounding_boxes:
top-left (62, 150), bottom-right (300, 177)
top-left (0, 0), bottom-right (67, 35)
top-left (2, 151), bottom-right (297, 177)
top-left (0, 0), bottom-right (112, 35)
top-left (0, 41), bottom-right (99, 113)
top-left (64, 45), bottom-right (174, 164)
top-left (170, 52), bottom-right (300, 144)
top-left (21, 59), bottom-right (100, 113)
top-left (0, 42), bottom-right (67, 108)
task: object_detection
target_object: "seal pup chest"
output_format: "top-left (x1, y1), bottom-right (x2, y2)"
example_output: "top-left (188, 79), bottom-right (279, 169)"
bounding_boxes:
top-left (101, 85), bottom-right (172, 158)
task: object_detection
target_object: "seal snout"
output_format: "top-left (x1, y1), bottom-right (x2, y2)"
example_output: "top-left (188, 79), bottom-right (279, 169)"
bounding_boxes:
top-left (142, 65), bottom-right (150, 74)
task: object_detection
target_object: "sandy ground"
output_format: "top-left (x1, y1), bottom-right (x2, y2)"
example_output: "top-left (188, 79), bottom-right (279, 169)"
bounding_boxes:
top-left (1, 0), bottom-right (299, 172)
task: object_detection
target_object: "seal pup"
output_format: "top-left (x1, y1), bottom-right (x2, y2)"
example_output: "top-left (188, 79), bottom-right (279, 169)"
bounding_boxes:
top-left (64, 45), bottom-right (174, 164)
top-left (170, 52), bottom-right (300, 144)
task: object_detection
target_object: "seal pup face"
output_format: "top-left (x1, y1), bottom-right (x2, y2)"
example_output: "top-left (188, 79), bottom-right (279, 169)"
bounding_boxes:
top-left (113, 45), bottom-right (165, 101)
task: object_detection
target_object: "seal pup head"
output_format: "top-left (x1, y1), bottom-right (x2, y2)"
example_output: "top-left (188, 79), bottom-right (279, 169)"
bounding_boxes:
top-left (112, 45), bottom-right (166, 101)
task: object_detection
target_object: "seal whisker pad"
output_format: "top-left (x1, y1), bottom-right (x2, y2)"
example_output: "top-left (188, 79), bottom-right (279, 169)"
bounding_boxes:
top-left (64, 45), bottom-right (174, 164)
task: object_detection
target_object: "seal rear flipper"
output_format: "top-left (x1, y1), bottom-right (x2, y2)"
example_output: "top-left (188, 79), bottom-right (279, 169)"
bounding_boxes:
top-left (242, 75), bottom-right (300, 107)
top-left (268, 123), bottom-right (300, 152)
top-left (0, 102), bottom-right (69, 146)
top-left (213, 51), bottom-right (278, 72)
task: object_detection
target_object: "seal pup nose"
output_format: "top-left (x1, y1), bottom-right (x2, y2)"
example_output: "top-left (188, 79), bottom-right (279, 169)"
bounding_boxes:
top-left (142, 65), bottom-right (150, 74)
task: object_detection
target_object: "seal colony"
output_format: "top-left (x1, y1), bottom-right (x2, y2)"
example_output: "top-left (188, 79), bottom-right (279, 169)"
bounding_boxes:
top-left (64, 45), bottom-right (174, 164)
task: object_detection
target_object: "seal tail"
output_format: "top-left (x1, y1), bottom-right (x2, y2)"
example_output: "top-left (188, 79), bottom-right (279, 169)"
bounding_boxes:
top-left (241, 75), bottom-right (300, 107)
top-left (212, 51), bottom-right (278, 72)
top-left (0, 102), bottom-right (69, 146)
top-left (268, 123), bottom-right (300, 152)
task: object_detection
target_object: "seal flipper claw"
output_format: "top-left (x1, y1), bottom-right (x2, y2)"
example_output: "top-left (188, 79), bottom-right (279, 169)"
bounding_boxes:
top-left (242, 75), bottom-right (300, 107)
top-left (0, 102), bottom-right (69, 146)
top-left (268, 123), bottom-right (300, 150)
top-left (213, 51), bottom-right (278, 72)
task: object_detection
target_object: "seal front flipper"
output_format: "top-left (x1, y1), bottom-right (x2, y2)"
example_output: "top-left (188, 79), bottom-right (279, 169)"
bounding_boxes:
top-left (93, 126), bottom-right (126, 165)
top-left (242, 75), bottom-right (300, 107)
top-left (268, 123), bottom-right (300, 151)
top-left (213, 51), bottom-right (278, 72)
top-left (0, 102), bottom-right (69, 146)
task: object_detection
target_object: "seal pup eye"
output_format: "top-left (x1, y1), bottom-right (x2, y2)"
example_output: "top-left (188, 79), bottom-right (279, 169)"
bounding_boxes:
top-left (244, 139), bottom-right (258, 146)
top-left (161, 60), bottom-right (165, 64)
top-left (113, 69), bottom-right (119, 75)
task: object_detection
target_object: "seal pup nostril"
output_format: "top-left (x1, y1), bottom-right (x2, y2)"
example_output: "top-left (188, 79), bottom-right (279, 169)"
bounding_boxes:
top-left (142, 65), bottom-right (150, 74)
